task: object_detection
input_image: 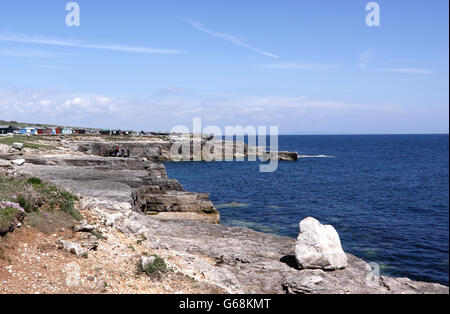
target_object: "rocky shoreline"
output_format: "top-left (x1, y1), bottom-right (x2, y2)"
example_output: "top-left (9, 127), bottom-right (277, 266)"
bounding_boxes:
top-left (0, 139), bottom-right (448, 294)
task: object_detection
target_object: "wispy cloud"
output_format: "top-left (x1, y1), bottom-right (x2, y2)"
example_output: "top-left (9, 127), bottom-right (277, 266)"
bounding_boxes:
top-left (358, 49), bottom-right (374, 69)
top-left (260, 62), bottom-right (340, 71)
top-left (0, 48), bottom-right (58, 58)
top-left (374, 68), bottom-right (433, 75)
top-left (0, 31), bottom-right (183, 55)
top-left (183, 19), bottom-right (279, 59)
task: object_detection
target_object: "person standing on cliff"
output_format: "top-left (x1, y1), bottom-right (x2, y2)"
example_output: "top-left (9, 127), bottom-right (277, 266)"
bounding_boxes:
top-left (127, 148), bottom-right (131, 158)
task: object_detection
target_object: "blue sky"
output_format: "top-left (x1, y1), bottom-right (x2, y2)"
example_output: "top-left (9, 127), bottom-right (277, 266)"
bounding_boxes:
top-left (0, 0), bottom-right (448, 134)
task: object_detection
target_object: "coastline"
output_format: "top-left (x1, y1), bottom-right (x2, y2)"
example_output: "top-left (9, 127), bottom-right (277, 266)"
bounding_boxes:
top-left (0, 136), bottom-right (448, 294)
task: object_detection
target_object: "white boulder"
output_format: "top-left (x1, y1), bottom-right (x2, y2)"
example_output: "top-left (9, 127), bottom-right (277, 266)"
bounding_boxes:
top-left (12, 142), bottom-right (23, 150)
top-left (11, 159), bottom-right (26, 166)
top-left (295, 217), bottom-right (348, 270)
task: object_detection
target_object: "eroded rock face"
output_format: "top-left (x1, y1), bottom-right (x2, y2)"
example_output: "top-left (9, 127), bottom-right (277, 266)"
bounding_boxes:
top-left (295, 217), bottom-right (348, 270)
top-left (77, 140), bottom-right (298, 162)
top-left (16, 155), bottom-right (219, 221)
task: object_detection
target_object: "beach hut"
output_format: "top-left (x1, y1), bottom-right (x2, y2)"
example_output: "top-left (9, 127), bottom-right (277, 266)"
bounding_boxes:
top-left (100, 129), bottom-right (111, 135)
top-left (19, 127), bottom-right (37, 135)
top-left (0, 125), bottom-right (13, 135)
top-left (62, 128), bottom-right (73, 135)
top-left (42, 128), bottom-right (53, 135)
top-left (74, 129), bottom-right (86, 135)
top-left (50, 127), bottom-right (62, 135)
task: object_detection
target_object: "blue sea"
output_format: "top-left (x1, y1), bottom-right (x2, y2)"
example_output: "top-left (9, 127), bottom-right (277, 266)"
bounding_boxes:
top-left (165, 135), bottom-right (449, 286)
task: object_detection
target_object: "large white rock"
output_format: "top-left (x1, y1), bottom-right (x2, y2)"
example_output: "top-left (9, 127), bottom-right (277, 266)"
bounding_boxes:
top-left (295, 217), bottom-right (348, 270)
top-left (12, 142), bottom-right (23, 150)
top-left (11, 159), bottom-right (26, 166)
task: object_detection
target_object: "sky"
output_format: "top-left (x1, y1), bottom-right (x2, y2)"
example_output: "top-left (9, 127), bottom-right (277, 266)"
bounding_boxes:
top-left (0, 0), bottom-right (448, 134)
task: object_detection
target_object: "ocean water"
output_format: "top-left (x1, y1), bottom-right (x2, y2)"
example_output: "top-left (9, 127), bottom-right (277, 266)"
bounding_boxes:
top-left (164, 135), bottom-right (449, 286)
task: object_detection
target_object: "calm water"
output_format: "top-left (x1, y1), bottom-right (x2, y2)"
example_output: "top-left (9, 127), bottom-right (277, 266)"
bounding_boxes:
top-left (165, 135), bottom-right (449, 286)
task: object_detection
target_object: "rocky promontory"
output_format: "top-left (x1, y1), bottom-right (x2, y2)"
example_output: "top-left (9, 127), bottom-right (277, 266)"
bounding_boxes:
top-left (1, 144), bottom-right (448, 294)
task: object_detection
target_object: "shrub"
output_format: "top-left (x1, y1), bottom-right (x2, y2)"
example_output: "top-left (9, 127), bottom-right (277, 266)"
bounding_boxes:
top-left (27, 177), bottom-right (42, 186)
top-left (60, 198), bottom-right (82, 221)
top-left (17, 195), bottom-right (37, 213)
top-left (141, 254), bottom-right (167, 275)
top-left (0, 205), bottom-right (25, 236)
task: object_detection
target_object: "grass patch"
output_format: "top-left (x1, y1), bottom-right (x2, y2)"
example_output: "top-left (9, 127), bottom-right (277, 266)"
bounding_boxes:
top-left (0, 207), bottom-right (24, 236)
top-left (0, 136), bottom-right (57, 150)
top-left (25, 211), bottom-right (75, 234)
top-left (0, 173), bottom-right (82, 234)
top-left (27, 177), bottom-right (42, 186)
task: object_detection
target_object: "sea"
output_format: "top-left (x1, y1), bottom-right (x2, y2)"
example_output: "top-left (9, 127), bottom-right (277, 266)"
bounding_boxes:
top-left (165, 134), bottom-right (449, 286)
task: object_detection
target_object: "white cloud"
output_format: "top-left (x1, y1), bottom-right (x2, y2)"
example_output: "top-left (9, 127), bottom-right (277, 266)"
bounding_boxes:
top-left (183, 19), bottom-right (279, 59)
top-left (0, 31), bottom-right (183, 55)
top-left (0, 88), bottom-right (401, 132)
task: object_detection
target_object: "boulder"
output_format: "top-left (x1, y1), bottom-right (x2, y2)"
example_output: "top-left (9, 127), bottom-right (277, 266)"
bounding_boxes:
top-left (12, 142), bottom-right (23, 151)
top-left (295, 217), bottom-right (348, 270)
top-left (56, 238), bottom-right (88, 257)
top-left (11, 159), bottom-right (26, 166)
top-left (74, 220), bottom-right (95, 232)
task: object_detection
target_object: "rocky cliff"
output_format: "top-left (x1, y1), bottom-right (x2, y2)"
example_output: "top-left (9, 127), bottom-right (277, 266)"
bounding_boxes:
top-left (76, 138), bottom-right (298, 162)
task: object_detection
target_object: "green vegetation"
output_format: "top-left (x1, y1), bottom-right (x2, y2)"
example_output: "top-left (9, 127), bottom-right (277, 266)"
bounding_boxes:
top-left (0, 174), bottom-right (82, 230)
top-left (136, 235), bottom-right (147, 245)
top-left (0, 207), bottom-right (24, 235)
top-left (0, 135), bottom-right (56, 150)
top-left (139, 254), bottom-right (167, 275)
top-left (90, 229), bottom-right (104, 240)
top-left (27, 177), bottom-right (42, 185)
